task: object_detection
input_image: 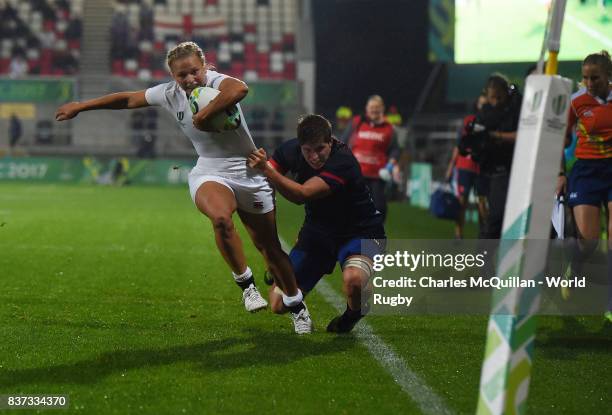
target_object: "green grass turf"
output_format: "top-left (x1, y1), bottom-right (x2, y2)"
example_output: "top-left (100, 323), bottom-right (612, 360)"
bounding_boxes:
top-left (455, 0), bottom-right (611, 63)
top-left (0, 183), bottom-right (610, 414)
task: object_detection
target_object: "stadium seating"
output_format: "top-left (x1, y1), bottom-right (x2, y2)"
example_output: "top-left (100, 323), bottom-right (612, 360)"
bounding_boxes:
top-left (110, 0), bottom-right (297, 81)
top-left (0, 0), bottom-right (83, 76)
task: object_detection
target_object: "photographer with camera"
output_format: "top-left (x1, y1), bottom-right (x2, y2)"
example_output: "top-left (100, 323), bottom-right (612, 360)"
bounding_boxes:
top-left (459, 74), bottom-right (521, 239)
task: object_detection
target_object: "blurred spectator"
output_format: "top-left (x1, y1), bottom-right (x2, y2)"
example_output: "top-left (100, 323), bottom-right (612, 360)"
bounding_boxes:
top-left (385, 105), bottom-right (403, 126)
top-left (334, 105), bottom-right (352, 135)
top-left (26, 35), bottom-right (41, 49)
top-left (111, 7), bottom-right (129, 59)
top-left (35, 120), bottom-right (54, 144)
top-left (139, 2), bottom-right (154, 41)
top-left (9, 54), bottom-right (28, 78)
top-left (9, 114), bottom-right (22, 148)
top-left (66, 15), bottom-right (83, 40)
top-left (111, 158), bottom-right (130, 185)
top-left (126, 27), bottom-right (140, 59)
top-left (31, 0), bottom-right (56, 21)
top-left (0, 3), bottom-right (18, 23)
top-left (55, 0), bottom-right (71, 13)
top-left (39, 29), bottom-right (56, 50)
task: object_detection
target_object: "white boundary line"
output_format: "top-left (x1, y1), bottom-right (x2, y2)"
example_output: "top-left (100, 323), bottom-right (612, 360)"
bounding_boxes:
top-left (278, 237), bottom-right (454, 415)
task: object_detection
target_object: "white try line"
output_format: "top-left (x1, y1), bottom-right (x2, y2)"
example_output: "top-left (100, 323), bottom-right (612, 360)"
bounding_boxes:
top-left (565, 13), bottom-right (612, 48)
top-left (278, 237), bottom-right (454, 415)
top-left (0, 243), bottom-right (204, 256)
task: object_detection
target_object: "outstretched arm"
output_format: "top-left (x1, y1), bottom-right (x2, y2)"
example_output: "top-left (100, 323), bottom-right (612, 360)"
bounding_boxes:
top-left (247, 148), bottom-right (332, 205)
top-left (490, 130), bottom-right (517, 142)
top-left (55, 90), bottom-right (149, 121)
top-left (192, 77), bottom-right (248, 130)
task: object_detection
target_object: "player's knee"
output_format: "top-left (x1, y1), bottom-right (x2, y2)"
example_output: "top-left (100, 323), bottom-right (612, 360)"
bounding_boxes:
top-left (210, 215), bottom-right (234, 237)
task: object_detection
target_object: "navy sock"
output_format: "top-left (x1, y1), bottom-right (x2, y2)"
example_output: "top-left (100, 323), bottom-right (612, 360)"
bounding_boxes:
top-left (288, 302), bottom-right (305, 314)
top-left (344, 305), bottom-right (362, 320)
top-left (236, 276), bottom-right (255, 291)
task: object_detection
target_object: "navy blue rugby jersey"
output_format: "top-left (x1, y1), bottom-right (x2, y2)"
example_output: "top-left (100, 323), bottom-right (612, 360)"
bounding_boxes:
top-left (270, 138), bottom-right (384, 238)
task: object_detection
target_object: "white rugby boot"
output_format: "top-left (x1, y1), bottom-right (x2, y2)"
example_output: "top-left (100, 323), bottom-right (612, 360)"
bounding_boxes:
top-left (242, 284), bottom-right (268, 312)
top-left (290, 303), bottom-right (313, 334)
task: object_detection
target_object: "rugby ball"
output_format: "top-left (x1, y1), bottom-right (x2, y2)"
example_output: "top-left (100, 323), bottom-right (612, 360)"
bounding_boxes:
top-left (188, 86), bottom-right (242, 131)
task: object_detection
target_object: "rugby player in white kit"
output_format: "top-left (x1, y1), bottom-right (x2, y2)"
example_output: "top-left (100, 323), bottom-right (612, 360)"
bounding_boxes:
top-left (55, 42), bottom-right (312, 334)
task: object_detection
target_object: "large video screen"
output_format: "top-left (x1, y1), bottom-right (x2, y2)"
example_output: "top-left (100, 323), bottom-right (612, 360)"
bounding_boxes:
top-left (455, 0), bottom-right (611, 63)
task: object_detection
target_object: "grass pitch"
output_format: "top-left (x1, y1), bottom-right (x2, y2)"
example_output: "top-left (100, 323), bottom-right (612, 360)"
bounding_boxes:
top-left (0, 183), bottom-right (610, 414)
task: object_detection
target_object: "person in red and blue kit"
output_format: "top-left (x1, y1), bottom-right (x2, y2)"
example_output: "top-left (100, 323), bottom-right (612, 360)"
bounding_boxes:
top-left (446, 95), bottom-right (490, 239)
top-left (557, 50), bottom-right (612, 321)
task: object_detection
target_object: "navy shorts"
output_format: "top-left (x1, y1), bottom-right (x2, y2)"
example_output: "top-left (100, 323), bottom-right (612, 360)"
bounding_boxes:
top-left (289, 226), bottom-right (386, 293)
top-left (567, 158), bottom-right (612, 208)
top-left (452, 168), bottom-right (488, 198)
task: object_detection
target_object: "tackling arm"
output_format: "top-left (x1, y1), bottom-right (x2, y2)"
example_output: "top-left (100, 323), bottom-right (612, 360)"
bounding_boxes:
top-left (248, 148), bottom-right (332, 204)
top-left (490, 130), bottom-right (517, 142)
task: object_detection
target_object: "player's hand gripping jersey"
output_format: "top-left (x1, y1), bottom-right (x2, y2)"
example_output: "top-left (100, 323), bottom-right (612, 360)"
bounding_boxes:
top-left (270, 138), bottom-right (384, 238)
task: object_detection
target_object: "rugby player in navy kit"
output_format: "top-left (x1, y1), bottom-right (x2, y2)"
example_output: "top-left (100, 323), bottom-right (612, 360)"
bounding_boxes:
top-left (248, 114), bottom-right (386, 333)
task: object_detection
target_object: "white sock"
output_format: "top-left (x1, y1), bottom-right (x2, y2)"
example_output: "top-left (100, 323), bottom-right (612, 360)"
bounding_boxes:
top-left (232, 266), bottom-right (252, 283)
top-left (282, 289), bottom-right (303, 307)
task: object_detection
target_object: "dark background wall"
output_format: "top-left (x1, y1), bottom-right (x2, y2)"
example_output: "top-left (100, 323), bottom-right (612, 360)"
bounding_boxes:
top-left (312, 0), bottom-right (431, 121)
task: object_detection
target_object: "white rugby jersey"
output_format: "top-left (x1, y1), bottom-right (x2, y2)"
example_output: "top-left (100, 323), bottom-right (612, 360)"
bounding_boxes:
top-left (144, 70), bottom-right (256, 158)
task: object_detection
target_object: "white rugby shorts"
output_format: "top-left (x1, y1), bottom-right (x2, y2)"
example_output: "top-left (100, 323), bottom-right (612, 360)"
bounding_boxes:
top-left (188, 157), bottom-right (275, 214)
